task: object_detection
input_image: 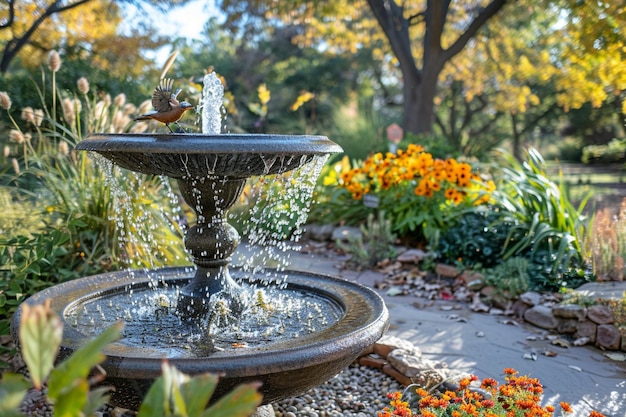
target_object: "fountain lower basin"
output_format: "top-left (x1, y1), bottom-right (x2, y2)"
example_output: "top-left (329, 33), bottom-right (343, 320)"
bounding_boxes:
top-left (12, 266), bottom-right (389, 409)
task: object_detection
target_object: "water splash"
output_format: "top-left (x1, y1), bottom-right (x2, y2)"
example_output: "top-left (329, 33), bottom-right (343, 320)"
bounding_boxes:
top-left (232, 154), bottom-right (329, 280)
top-left (200, 73), bottom-right (224, 134)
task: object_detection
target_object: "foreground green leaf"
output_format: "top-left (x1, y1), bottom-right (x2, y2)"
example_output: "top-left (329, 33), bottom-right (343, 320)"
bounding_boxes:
top-left (47, 322), bottom-right (122, 400)
top-left (18, 300), bottom-right (63, 389)
top-left (0, 372), bottom-right (30, 416)
top-left (202, 382), bottom-right (263, 417)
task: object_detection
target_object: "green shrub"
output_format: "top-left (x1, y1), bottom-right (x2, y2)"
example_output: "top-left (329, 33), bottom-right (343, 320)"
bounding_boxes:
top-left (487, 148), bottom-right (594, 291)
top-left (483, 257), bottom-right (530, 302)
top-left (582, 137), bottom-right (626, 164)
top-left (0, 56), bottom-right (189, 351)
top-left (436, 209), bottom-right (518, 269)
top-left (336, 211), bottom-right (398, 269)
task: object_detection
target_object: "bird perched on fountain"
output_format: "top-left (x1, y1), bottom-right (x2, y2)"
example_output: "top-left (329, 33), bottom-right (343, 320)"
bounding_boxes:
top-left (134, 78), bottom-right (194, 133)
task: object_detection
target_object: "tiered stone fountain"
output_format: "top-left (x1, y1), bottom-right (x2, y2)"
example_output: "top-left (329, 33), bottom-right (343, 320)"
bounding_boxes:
top-left (12, 74), bottom-right (389, 412)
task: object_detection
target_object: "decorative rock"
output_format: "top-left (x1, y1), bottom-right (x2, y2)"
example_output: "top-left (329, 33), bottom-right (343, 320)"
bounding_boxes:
top-left (511, 300), bottom-right (530, 319)
top-left (596, 324), bottom-right (622, 350)
top-left (252, 405), bottom-right (277, 417)
top-left (596, 324), bottom-right (621, 350)
top-left (587, 304), bottom-right (614, 324)
top-left (520, 291), bottom-right (542, 306)
top-left (386, 349), bottom-right (425, 376)
top-left (358, 355), bottom-right (387, 370)
top-left (396, 249), bottom-right (427, 263)
top-left (331, 226), bottom-right (362, 242)
top-left (466, 279), bottom-right (485, 292)
top-left (480, 286), bottom-right (495, 297)
top-left (575, 320), bottom-right (598, 343)
top-left (557, 319), bottom-right (579, 334)
top-left (304, 224), bottom-right (335, 242)
top-left (386, 349), bottom-right (444, 389)
top-left (460, 271), bottom-right (484, 284)
top-left (374, 335), bottom-right (420, 356)
top-left (552, 304), bottom-right (587, 321)
top-left (523, 305), bottom-right (559, 329)
top-left (435, 263), bottom-right (461, 278)
top-left (622, 335), bottom-right (626, 352)
top-left (382, 363), bottom-right (412, 386)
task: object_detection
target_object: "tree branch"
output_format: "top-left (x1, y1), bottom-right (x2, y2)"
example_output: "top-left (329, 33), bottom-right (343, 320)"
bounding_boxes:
top-left (1, 0), bottom-right (94, 73)
top-left (0, 0), bottom-right (16, 30)
top-left (366, 0), bottom-right (421, 83)
top-left (442, 0), bottom-right (507, 62)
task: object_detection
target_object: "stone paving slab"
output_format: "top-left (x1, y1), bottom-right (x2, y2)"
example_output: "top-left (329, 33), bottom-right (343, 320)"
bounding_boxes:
top-left (248, 249), bottom-right (626, 417)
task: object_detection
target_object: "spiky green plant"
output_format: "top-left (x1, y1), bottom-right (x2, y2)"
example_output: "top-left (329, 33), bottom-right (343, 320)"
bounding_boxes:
top-left (488, 148), bottom-right (593, 290)
top-left (0, 56), bottom-right (190, 347)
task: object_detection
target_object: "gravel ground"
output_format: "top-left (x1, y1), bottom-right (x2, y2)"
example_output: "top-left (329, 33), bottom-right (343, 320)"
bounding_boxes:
top-left (18, 364), bottom-right (402, 417)
top-left (272, 364), bottom-right (403, 417)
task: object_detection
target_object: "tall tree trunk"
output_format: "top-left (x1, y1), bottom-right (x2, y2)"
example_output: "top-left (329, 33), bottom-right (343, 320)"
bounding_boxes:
top-left (403, 57), bottom-right (444, 134)
top-left (367, 0), bottom-right (507, 136)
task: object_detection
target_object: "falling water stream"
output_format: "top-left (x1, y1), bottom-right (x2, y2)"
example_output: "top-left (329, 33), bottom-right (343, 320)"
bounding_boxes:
top-left (67, 74), bottom-right (341, 357)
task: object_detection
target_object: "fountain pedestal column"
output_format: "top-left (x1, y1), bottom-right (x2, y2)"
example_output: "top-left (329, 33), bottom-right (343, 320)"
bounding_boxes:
top-left (176, 176), bottom-right (247, 316)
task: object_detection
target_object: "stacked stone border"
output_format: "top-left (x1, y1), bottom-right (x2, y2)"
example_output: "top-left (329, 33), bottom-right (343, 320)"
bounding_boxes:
top-left (356, 335), bottom-right (462, 390)
top-left (436, 263), bottom-right (626, 352)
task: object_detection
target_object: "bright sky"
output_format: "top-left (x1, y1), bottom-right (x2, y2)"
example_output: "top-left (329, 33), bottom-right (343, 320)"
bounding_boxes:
top-left (124, 0), bottom-right (220, 65)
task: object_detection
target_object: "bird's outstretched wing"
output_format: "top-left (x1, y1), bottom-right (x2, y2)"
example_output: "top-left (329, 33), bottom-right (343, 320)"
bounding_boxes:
top-left (152, 78), bottom-right (174, 112)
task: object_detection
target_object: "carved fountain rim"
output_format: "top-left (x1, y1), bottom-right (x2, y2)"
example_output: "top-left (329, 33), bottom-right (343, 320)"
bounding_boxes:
top-left (75, 133), bottom-right (343, 155)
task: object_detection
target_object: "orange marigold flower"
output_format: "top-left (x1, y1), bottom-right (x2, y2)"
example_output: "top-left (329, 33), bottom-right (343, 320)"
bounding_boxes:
top-left (451, 412), bottom-right (462, 417)
top-left (459, 403), bottom-right (478, 414)
top-left (503, 368), bottom-right (518, 375)
top-left (515, 399), bottom-right (536, 409)
top-left (560, 402), bottom-right (573, 413)
top-left (457, 162), bottom-right (471, 173)
top-left (545, 405), bottom-right (555, 412)
top-left (589, 411), bottom-right (606, 417)
top-left (481, 378), bottom-right (498, 388)
top-left (481, 399), bottom-right (495, 408)
top-left (452, 192), bottom-right (464, 205)
top-left (414, 182), bottom-right (427, 196)
top-left (428, 179), bottom-right (441, 191)
top-left (457, 171), bottom-right (470, 187)
top-left (387, 392), bottom-right (402, 400)
top-left (420, 411), bottom-right (436, 417)
top-left (415, 388), bottom-right (429, 397)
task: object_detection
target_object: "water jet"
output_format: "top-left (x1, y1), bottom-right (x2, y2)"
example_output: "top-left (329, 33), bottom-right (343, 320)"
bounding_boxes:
top-left (12, 75), bottom-right (389, 412)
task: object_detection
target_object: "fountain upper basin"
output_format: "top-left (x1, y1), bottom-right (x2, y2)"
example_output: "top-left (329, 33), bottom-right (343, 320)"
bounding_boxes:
top-left (75, 134), bottom-right (343, 178)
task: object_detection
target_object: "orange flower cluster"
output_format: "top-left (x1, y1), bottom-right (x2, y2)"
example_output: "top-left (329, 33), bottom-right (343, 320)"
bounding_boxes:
top-left (338, 144), bottom-right (494, 205)
top-left (379, 368), bottom-right (606, 417)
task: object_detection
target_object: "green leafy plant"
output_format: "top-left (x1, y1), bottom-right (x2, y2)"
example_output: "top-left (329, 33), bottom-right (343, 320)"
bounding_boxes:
top-left (0, 301), bottom-right (263, 417)
top-left (436, 209), bottom-right (518, 269)
top-left (336, 211), bottom-right (398, 269)
top-left (488, 148), bottom-right (593, 291)
top-left (0, 54), bottom-right (191, 359)
top-left (482, 257), bottom-right (530, 302)
top-left (582, 137), bottom-right (626, 164)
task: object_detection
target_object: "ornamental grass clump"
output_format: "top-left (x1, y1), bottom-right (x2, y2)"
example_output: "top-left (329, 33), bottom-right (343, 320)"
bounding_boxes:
top-left (329, 144), bottom-right (494, 241)
top-left (379, 368), bottom-right (606, 417)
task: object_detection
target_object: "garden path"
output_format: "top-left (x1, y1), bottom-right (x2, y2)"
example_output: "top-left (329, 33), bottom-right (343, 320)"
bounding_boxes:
top-left (234, 244), bottom-right (626, 417)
